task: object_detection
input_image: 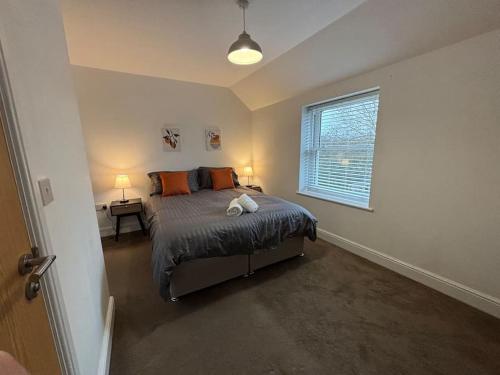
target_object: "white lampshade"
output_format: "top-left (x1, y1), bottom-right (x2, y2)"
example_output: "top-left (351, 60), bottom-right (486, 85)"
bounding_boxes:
top-left (242, 166), bottom-right (254, 177)
top-left (114, 175), bottom-right (131, 189)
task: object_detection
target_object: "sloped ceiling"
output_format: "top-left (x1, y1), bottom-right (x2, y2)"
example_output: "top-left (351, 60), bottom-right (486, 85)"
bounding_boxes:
top-left (61, 0), bottom-right (366, 87)
top-left (62, 0), bottom-right (500, 110)
top-left (232, 0), bottom-right (500, 109)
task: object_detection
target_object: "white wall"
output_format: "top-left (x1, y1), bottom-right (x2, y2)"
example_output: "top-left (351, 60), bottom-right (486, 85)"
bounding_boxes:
top-left (252, 30), bottom-right (500, 313)
top-left (71, 66), bottom-right (252, 235)
top-left (0, 1), bottom-right (110, 374)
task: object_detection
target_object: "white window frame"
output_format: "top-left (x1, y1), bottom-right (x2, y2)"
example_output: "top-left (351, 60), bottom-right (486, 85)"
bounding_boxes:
top-left (297, 88), bottom-right (380, 211)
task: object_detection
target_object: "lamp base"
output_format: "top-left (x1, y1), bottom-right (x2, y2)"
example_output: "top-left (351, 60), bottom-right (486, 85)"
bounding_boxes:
top-left (119, 199), bottom-right (129, 204)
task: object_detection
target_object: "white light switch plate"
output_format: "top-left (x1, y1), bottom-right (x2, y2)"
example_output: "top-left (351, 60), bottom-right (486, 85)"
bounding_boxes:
top-left (38, 178), bottom-right (54, 206)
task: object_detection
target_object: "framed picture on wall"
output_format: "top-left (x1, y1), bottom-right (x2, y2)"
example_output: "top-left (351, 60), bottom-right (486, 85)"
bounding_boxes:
top-left (205, 127), bottom-right (221, 151)
top-left (162, 127), bottom-right (181, 152)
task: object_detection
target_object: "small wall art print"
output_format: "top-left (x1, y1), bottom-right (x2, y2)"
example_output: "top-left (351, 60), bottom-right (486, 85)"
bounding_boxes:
top-left (162, 127), bottom-right (181, 152)
top-left (205, 127), bottom-right (221, 151)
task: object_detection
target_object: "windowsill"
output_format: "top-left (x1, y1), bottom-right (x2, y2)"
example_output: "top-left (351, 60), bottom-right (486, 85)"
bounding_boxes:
top-left (296, 190), bottom-right (374, 212)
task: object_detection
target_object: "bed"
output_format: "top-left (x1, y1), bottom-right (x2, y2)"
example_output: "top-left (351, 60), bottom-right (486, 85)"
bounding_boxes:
top-left (145, 186), bottom-right (317, 300)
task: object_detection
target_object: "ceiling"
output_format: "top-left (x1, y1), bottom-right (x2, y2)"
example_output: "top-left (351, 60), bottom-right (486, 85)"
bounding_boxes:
top-left (61, 0), bottom-right (366, 87)
top-left (231, 0), bottom-right (500, 109)
top-left (62, 0), bottom-right (500, 110)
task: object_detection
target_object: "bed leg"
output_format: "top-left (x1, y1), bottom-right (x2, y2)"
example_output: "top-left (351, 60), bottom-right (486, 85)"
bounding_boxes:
top-left (299, 252), bottom-right (305, 257)
top-left (170, 297), bottom-right (178, 302)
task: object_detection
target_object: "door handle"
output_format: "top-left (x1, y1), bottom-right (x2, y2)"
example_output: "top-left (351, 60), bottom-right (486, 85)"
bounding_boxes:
top-left (18, 252), bottom-right (56, 300)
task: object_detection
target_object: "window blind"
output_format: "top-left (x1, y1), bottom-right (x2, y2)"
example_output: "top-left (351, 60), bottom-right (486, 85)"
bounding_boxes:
top-left (299, 89), bottom-right (380, 208)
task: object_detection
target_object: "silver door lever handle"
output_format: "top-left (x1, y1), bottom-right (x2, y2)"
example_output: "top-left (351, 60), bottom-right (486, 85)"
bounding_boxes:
top-left (18, 253), bottom-right (55, 275)
top-left (18, 253), bottom-right (56, 300)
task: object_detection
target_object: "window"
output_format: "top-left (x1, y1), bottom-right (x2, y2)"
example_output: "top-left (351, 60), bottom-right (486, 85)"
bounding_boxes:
top-left (298, 89), bottom-right (380, 209)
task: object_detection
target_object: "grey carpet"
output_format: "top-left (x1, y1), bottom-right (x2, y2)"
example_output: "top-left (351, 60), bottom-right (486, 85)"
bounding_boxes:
top-left (103, 231), bottom-right (500, 375)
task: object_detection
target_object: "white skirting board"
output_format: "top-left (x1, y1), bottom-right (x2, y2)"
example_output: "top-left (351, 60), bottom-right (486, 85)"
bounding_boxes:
top-left (98, 296), bottom-right (115, 375)
top-left (317, 228), bottom-right (500, 319)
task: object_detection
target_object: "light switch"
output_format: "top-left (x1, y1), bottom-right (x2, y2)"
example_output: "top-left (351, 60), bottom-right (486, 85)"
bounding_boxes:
top-left (38, 178), bottom-right (54, 206)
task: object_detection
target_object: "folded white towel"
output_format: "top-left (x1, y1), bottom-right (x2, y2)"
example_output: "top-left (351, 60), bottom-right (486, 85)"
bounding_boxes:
top-left (226, 198), bottom-right (244, 216)
top-left (237, 193), bottom-right (259, 213)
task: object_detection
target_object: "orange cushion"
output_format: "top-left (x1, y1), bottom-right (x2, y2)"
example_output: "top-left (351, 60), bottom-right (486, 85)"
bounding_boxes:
top-left (210, 168), bottom-right (235, 191)
top-left (160, 171), bottom-right (191, 196)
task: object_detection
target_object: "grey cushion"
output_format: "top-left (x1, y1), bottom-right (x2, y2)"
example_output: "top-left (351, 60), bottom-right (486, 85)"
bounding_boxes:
top-left (148, 170), bottom-right (199, 196)
top-left (198, 167), bottom-right (240, 189)
top-left (187, 170), bottom-right (200, 192)
top-left (148, 173), bottom-right (163, 196)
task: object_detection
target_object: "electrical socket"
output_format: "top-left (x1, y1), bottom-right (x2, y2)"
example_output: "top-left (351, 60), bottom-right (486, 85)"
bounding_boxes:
top-left (95, 203), bottom-right (107, 211)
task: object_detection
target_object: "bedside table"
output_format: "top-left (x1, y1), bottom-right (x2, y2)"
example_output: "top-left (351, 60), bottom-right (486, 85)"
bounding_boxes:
top-left (245, 185), bottom-right (263, 193)
top-left (110, 198), bottom-right (146, 241)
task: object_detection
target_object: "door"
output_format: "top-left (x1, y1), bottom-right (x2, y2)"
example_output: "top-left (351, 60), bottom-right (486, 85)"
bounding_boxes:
top-left (0, 117), bottom-right (61, 373)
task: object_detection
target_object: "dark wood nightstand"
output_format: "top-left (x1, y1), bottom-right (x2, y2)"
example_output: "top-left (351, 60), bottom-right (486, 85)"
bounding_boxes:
top-left (110, 198), bottom-right (146, 241)
top-left (245, 185), bottom-right (263, 193)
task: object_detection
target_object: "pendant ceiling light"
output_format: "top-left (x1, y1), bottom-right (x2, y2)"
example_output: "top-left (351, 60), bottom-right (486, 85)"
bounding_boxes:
top-left (227, 0), bottom-right (263, 65)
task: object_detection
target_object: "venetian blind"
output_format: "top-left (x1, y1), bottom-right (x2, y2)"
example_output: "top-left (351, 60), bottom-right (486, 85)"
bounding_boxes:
top-left (299, 90), bottom-right (380, 208)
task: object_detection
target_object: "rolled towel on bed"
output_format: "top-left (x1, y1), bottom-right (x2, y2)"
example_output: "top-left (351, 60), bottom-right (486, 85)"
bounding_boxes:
top-left (237, 193), bottom-right (259, 213)
top-left (226, 198), bottom-right (244, 216)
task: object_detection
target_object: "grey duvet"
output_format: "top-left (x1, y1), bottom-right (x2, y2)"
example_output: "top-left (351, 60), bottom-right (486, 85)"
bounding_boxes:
top-left (145, 187), bottom-right (317, 298)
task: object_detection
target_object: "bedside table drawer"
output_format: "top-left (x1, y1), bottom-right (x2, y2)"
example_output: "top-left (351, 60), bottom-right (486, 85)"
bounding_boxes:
top-left (111, 203), bottom-right (142, 216)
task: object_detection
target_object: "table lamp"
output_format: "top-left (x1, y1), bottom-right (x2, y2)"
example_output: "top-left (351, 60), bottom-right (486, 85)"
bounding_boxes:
top-left (242, 166), bottom-right (254, 186)
top-left (114, 174), bottom-right (131, 203)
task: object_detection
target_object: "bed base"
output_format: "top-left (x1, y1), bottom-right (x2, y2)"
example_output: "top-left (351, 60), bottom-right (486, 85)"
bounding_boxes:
top-left (169, 236), bottom-right (305, 300)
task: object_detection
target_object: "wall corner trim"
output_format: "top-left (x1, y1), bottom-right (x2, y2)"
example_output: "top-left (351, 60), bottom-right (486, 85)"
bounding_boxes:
top-left (98, 296), bottom-right (115, 375)
top-left (317, 228), bottom-right (500, 319)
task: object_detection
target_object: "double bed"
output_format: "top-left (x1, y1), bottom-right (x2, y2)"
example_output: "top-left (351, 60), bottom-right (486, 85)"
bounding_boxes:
top-left (145, 186), bottom-right (317, 301)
